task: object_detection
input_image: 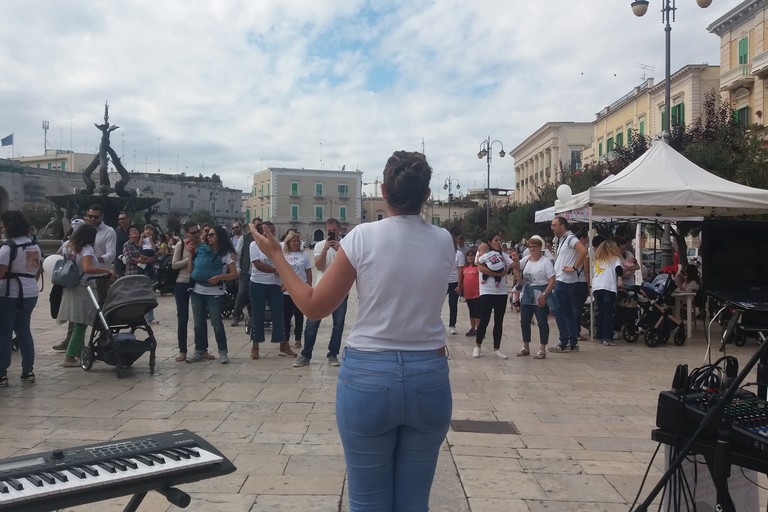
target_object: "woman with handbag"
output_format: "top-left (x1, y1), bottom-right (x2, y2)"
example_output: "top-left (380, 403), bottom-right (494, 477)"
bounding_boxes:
top-left (0, 211), bottom-right (42, 386)
top-left (58, 224), bottom-right (115, 367)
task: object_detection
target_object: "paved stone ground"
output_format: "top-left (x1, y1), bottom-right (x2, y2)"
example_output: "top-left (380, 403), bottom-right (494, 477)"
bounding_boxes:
top-left (2, 283), bottom-right (767, 511)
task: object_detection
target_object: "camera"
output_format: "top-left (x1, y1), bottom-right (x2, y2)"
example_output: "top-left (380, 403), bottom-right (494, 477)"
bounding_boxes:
top-left (328, 232), bottom-right (336, 241)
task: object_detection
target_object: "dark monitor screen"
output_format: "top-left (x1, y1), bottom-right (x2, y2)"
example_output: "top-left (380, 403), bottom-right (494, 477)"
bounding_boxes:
top-left (700, 219), bottom-right (768, 293)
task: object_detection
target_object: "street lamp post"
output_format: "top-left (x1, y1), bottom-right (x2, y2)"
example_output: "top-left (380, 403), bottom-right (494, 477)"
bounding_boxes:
top-left (477, 137), bottom-right (505, 228)
top-left (443, 177), bottom-right (460, 223)
top-left (630, 0), bottom-right (711, 268)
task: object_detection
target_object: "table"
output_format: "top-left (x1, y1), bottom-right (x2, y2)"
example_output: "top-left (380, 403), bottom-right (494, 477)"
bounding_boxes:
top-left (672, 291), bottom-right (696, 340)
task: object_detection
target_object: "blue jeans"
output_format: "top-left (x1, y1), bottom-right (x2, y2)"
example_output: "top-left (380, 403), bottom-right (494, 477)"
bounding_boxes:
top-left (337, 347), bottom-right (452, 512)
top-left (520, 304), bottom-right (550, 345)
top-left (593, 289), bottom-right (617, 341)
top-left (190, 292), bottom-right (227, 353)
top-left (552, 281), bottom-right (579, 348)
top-left (249, 282), bottom-right (285, 343)
top-left (302, 296), bottom-right (348, 359)
top-left (174, 282), bottom-right (192, 353)
top-left (0, 297), bottom-right (37, 375)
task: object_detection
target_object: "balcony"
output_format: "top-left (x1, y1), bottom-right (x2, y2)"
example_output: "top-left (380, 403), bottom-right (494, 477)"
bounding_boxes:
top-left (720, 64), bottom-right (754, 91)
top-left (753, 51), bottom-right (768, 78)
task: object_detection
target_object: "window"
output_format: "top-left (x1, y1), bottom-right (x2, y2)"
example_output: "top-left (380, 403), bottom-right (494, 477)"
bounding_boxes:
top-left (290, 182), bottom-right (299, 197)
top-left (166, 197), bottom-right (171, 213)
top-left (60, 160), bottom-right (66, 172)
top-left (598, 141), bottom-right (603, 157)
top-left (661, 110), bottom-right (668, 131)
top-left (189, 200), bottom-right (194, 211)
top-left (315, 205), bottom-right (324, 221)
top-left (338, 183), bottom-right (349, 197)
top-left (47, 162), bottom-right (52, 170)
top-left (615, 132), bottom-right (623, 147)
top-left (432, 216), bottom-right (440, 226)
top-left (626, 124), bottom-right (633, 144)
top-left (267, 182), bottom-right (270, 196)
top-left (339, 206), bottom-right (347, 222)
top-left (259, 184), bottom-right (263, 197)
top-left (735, 106), bottom-right (750, 128)
top-left (291, 204), bottom-right (299, 221)
top-left (739, 37), bottom-right (749, 65)
top-left (639, 120), bottom-right (645, 136)
top-left (315, 183), bottom-right (324, 197)
top-left (607, 137), bottom-right (614, 153)
top-left (671, 103), bottom-right (685, 127)
top-left (377, 213), bottom-right (384, 221)
top-left (569, 150), bottom-right (581, 171)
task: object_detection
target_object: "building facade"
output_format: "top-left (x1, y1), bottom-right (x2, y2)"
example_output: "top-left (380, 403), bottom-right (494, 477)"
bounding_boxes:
top-left (708, 0), bottom-right (768, 131)
top-left (245, 167), bottom-right (363, 243)
top-left (17, 150), bottom-right (98, 174)
top-left (511, 122), bottom-right (593, 204)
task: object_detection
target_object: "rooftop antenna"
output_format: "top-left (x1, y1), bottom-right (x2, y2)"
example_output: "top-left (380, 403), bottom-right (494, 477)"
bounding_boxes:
top-left (635, 63), bottom-right (655, 82)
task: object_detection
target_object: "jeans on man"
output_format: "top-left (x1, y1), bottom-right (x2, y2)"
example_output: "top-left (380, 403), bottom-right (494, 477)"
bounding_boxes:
top-left (336, 347), bottom-right (451, 511)
top-left (190, 292), bottom-right (227, 354)
top-left (0, 296), bottom-right (37, 376)
top-left (173, 282), bottom-right (192, 353)
top-left (552, 281), bottom-right (580, 348)
top-left (301, 296), bottom-right (348, 359)
top-left (249, 282), bottom-right (285, 343)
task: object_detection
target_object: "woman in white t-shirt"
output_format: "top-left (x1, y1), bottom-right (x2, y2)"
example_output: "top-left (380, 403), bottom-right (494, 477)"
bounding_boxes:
top-left (187, 225), bottom-right (238, 363)
top-left (0, 211), bottom-right (42, 386)
top-left (251, 151), bottom-right (454, 511)
top-left (514, 235), bottom-right (555, 359)
top-left (282, 231), bottom-right (312, 348)
top-left (475, 233), bottom-right (513, 359)
top-left (591, 239), bottom-right (624, 346)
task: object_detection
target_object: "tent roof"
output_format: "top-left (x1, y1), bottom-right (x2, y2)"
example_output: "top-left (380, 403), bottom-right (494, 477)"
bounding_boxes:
top-left (557, 140), bottom-right (768, 217)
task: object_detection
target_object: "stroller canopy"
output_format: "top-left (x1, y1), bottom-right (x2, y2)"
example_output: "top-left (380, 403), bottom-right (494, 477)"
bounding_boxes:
top-left (103, 275), bottom-right (158, 317)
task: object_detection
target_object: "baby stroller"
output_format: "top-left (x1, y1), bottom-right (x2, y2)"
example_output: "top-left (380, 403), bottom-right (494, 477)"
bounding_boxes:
top-left (244, 301), bottom-right (271, 335)
top-left (83, 275), bottom-right (158, 378)
top-left (614, 288), bottom-right (642, 343)
top-left (220, 280), bottom-right (238, 318)
top-left (153, 253), bottom-right (178, 296)
top-left (636, 273), bottom-right (685, 347)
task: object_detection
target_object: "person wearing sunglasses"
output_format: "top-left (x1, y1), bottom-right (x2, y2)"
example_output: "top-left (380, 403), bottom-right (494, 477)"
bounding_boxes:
top-left (85, 204), bottom-right (116, 305)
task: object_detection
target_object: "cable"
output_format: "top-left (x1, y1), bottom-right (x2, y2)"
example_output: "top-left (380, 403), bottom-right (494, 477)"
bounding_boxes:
top-left (628, 442), bottom-right (662, 512)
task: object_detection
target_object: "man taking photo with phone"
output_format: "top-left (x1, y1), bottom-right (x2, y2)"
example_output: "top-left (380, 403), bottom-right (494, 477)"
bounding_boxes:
top-left (293, 218), bottom-right (346, 367)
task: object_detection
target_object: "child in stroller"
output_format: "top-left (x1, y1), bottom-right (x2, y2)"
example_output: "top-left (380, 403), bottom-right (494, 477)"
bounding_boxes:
top-left (635, 266), bottom-right (685, 347)
top-left (82, 275), bottom-right (158, 378)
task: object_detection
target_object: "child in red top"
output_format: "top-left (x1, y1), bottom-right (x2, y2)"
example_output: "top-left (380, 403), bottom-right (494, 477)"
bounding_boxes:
top-left (461, 249), bottom-right (481, 337)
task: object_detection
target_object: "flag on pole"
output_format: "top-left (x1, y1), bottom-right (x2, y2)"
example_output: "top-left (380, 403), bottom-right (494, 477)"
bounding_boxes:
top-left (0, 134), bottom-right (13, 146)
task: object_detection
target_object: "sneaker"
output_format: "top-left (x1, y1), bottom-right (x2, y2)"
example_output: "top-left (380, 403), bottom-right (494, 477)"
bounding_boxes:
top-left (449, 326), bottom-right (457, 335)
top-left (0, 374), bottom-right (7, 387)
top-left (493, 349), bottom-right (508, 360)
top-left (570, 345), bottom-right (579, 352)
top-left (20, 372), bottom-right (35, 383)
top-left (52, 340), bottom-right (68, 351)
top-left (603, 340), bottom-right (617, 346)
top-left (219, 353), bottom-right (229, 364)
top-left (293, 355), bottom-right (310, 367)
top-left (472, 346), bottom-right (482, 358)
top-left (550, 345), bottom-right (570, 353)
top-left (187, 352), bottom-right (205, 363)
top-left (465, 328), bottom-right (477, 337)
top-left (328, 356), bottom-right (341, 367)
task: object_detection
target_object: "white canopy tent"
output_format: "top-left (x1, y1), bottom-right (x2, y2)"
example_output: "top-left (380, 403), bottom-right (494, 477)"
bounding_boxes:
top-left (534, 205), bottom-right (701, 224)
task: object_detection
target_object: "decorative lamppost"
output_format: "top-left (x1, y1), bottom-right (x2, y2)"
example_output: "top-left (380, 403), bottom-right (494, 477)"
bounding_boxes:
top-left (630, 0), bottom-right (711, 267)
top-left (443, 177), bottom-right (460, 223)
top-left (477, 137), bottom-right (505, 228)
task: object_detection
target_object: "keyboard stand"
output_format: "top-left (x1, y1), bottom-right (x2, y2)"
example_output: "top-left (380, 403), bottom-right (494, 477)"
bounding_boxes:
top-left (124, 487), bottom-right (191, 512)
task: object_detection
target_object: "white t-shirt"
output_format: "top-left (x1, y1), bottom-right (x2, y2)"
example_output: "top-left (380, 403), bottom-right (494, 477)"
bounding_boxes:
top-left (193, 253), bottom-right (234, 296)
top-left (621, 249), bottom-right (637, 287)
top-left (0, 237), bottom-right (41, 298)
top-left (591, 256), bottom-right (622, 293)
top-left (448, 249), bottom-right (465, 283)
top-left (554, 232), bottom-right (581, 283)
top-left (283, 250), bottom-right (312, 294)
top-left (478, 250), bottom-right (512, 296)
top-left (313, 239), bottom-right (338, 284)
top-left (249, 241), bottom-right (281, 286)
top-left (519, 256), bottom-right (555, 287)
top-left (341, 216), bottom-right (454, 351)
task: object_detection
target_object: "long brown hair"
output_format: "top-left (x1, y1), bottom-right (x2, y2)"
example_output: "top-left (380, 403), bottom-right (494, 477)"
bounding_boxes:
top-left (594, 240), bottom-right (622, 263)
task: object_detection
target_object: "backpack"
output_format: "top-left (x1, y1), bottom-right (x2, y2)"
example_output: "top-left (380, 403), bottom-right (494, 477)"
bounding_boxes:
top-left (190, 244), bottom-right (224, 286)
top-left (1, 240), bottom-right (41, 309)
top-left (51, 254), bottom-right (81, 288)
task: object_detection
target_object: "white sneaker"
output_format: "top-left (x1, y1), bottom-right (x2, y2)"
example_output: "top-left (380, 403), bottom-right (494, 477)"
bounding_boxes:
top-left (472, 346), bottom-right (482, 358)
top-left (450, 326), bottom-right (457, 335)
top-left (493, 349), bottom-right (508, 359)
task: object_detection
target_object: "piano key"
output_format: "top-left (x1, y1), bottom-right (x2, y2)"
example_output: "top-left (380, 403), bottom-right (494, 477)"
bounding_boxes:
top-left (120, 458), bottom-right (139, 470)
top-left (96, 462), bottom-right (117, 474)
top-left (0, 482), bottom-right (8, 494)
top-left (134, 455), bottom-right (154, 466)
top-left (37, 473), bottom-right (55, 485)
top-left (145, 453), bottom-right (165, 464)
top-left (110, 459), bottom-right (128, 471)
top-left (67, 467), bottom-right (87, 479)
top-left (169, 448), bottom-right (191, 460)
top-left (49, 470), bottom-right (68, 483)
top-left (160, 450), bottom-right (181, 461)
top-left (6, 479), bottom-right (23, 491)
top-left (24, 475), bottom-right (43, 488)
top-left (80, 464), bottom-right (99, 477)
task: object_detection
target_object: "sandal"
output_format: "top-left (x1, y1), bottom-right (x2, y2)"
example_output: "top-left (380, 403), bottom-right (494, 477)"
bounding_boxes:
top-left (534, 351), bottom-right (546, 359)
top-left (516, 348), bottom-right (530, 357)
top-left (175, 352), bottom-right (187, 362)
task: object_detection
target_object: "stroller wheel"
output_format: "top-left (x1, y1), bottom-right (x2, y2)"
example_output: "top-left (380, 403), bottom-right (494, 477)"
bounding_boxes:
top-left (674, 324), bottom-right (686, 346)
top-left (659, 330), bottom-right (671, 344)
top-left (81, 347), bottom-right (94, 371)
top-left (734, 332), bottom-right (747, 347)
top-left (645, 328), bottom-right (660, 348)
top-left (622, 326), bottom-right (639, 343)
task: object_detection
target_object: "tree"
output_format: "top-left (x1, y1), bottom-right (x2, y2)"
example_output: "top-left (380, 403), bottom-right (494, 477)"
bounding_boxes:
top-left (22, 204), bottom-right (54, 230)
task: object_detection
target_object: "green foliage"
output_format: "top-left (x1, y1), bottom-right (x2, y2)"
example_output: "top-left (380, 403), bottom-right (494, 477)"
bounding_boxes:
top-left (22, 204), bottom-right (54, 230)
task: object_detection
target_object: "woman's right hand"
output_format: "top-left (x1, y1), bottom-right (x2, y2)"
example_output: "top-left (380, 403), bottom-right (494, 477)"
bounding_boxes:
top-left (252, 226), bottom-right (282, 260)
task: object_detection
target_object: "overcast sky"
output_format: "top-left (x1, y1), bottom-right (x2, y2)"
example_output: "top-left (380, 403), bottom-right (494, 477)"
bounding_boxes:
top-left (0, 0), bottom-right (735, 199)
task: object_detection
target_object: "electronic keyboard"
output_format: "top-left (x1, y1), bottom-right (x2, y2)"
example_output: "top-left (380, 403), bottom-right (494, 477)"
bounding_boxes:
top-left (0, 429), bottom-right (236, 512)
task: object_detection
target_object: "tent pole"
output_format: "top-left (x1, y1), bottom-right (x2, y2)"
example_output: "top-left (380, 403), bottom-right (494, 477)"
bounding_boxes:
top-left (588, 207), bottom-right (594, 342)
